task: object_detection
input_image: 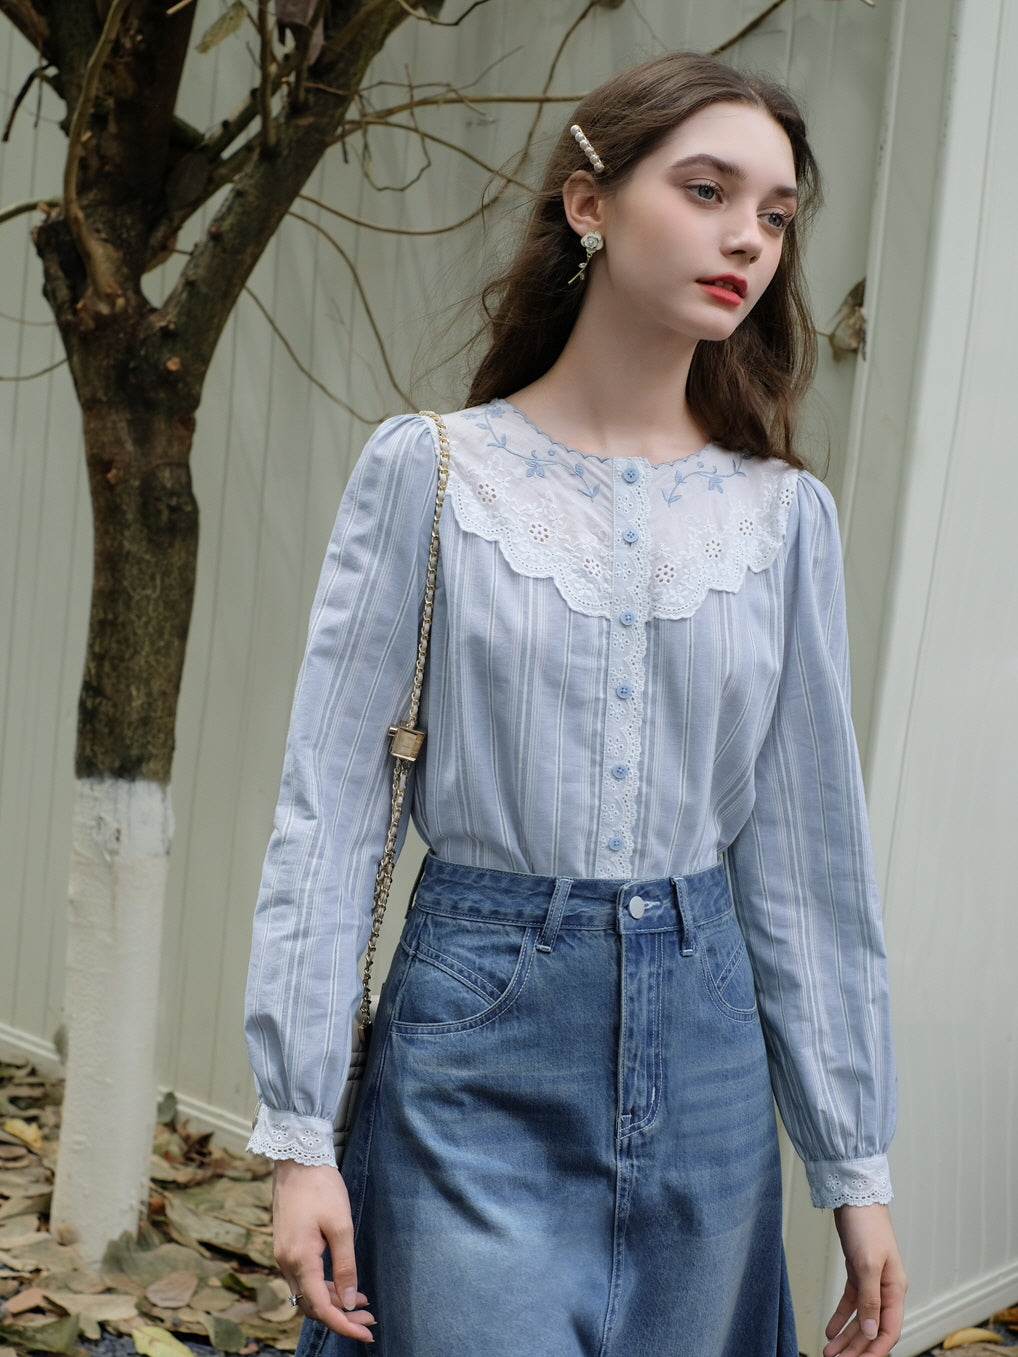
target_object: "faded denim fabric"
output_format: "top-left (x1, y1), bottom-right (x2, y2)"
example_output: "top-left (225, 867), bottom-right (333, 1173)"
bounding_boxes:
top-left (299, 857), bottom-right (798, 1357)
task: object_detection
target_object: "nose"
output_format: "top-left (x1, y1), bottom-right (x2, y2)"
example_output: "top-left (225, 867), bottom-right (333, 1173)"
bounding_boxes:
top-left (722, 211), bottom-right (763, 263)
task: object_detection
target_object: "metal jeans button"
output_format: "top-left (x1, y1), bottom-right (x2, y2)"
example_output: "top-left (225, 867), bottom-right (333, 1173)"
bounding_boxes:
top-left (628, 895), bottom-right (646, 919)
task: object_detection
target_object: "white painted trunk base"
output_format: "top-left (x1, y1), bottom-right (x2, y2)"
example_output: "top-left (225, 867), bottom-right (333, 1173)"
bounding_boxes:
top-left (49, 778), bottom-right (173, 1267)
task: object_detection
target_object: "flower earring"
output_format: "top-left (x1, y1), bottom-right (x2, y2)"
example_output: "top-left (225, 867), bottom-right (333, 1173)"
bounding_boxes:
top-left (568, 230), bottom-right (604, 286)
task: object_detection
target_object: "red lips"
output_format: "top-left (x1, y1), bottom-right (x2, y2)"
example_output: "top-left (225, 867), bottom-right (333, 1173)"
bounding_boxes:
top-left (698, 274), bottom-right (748, 298)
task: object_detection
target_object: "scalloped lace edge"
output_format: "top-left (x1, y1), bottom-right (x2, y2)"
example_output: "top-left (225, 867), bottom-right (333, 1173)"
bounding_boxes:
top-left (445, 442), bottom-right (798, 622)
top-left (246, 1105), bottom-right (336, 1166)
top-left (808, 1159), bottom-right (893, 1209)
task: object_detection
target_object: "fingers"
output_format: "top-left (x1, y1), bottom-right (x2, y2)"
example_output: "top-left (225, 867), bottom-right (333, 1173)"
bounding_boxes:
top-left (826, 1204), bottom-right (907, 1357)
top-left (271, 1161), bottom-right (376, 1343)
top-left (854, 1258), bottom-right (883, 1345)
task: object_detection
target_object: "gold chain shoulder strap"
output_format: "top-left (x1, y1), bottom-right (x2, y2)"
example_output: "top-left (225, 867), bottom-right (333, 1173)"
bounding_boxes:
top-left (356, 410), bottom-right (451, 1038)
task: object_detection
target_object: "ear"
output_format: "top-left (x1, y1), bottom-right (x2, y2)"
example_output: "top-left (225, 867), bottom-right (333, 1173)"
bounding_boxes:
top-left (562, 169), bottom-right (605, 238)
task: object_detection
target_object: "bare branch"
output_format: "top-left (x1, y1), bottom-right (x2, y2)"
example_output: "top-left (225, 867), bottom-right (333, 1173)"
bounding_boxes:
top-left (0, 309), bottom-right (55, 325)
top-left (257, 0), bottom-right (278, 154)
top-left (394, 0), bottom-right (493, 24)
top-left (291, 0), bottom-right (328, 108)
top-left (63, 0), bottom-right (135, 314)
top-left (322, 87), bottom-right (586, 122)
top-left (0, 357), bottom-right (67, 381)
top-left (298, 190), bottom-right (486, 237)
top-left (0, 0), bottom-right (49, 55)
top-left (290, 208), bottom-right (413, 404)
top-left (0, 196), bottom-right (58, 225)
top-left (242, 284), bottom-right (380, 423)
top-left (332, 118), bottom-right (533, 190)
top-left (711, 0), bottom-right (790, 55)
top-left (200, 48), bottom-right (302, 162)
top-left (2, 59), bottom-right (49, 143)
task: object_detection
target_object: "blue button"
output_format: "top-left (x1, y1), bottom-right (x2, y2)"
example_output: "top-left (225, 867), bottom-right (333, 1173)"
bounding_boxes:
top-left (619, 609), bottom-right (636, 627)
top-left (607, 836), bottom-right (625, 852)
top-left (611, 763), bottom-right (629, 780)
top-left (621, 527), bottom-right (639, 544)
top-left (615, 683), bottom-right (633, 699)
top-left (621, 464), bottom-right (640, 483)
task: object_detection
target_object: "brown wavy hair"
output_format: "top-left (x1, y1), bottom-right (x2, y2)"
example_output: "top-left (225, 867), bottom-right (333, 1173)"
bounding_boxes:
top-left (466, 52), bottom-right (822, 467)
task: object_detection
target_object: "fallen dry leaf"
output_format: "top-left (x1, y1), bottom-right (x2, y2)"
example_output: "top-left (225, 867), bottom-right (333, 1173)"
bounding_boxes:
top-left (0, 1312), bottom-right (80, 1353)
top-left (144, 1271), bottom-right (198, 1309)
top-left (1, 1121), bottom-right (42, 1154)
top-left (189, 1283), bottom-right (234, 1314)
top-left (932, 1346), bottom-right (1013, 1357)
top-left (164, 1196), bottom-right (248, 1254)
top-left (44, 1290), bottom-right (139, 1322)
top-left (200, 1312), bottom-right (246, 1352)
top-left (131, 1323), bottom-right (196, 1357)
top-left (44, 1267), bottom-right (107, 1295)
top-left (0, 1192), bottom-right (52, 1222)
top-left (942, 1328), bottom-right (1005, 1348)
top-left (2, 1285), bottom-right (46, 1316)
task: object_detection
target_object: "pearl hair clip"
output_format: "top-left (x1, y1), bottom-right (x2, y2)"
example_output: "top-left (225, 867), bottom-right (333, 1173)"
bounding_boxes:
top-left (570, 123), bottom-right (606, 173)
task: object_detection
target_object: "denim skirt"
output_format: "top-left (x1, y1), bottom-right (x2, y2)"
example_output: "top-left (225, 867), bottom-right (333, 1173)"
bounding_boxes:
top-left (299, 856), bottom-right (797, 1357)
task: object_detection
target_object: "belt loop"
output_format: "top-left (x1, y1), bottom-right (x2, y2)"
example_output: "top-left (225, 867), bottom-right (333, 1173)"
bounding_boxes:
top-left (671, 876), bottom-right (695, 956)
top-left (536, 877), bottom-right (574, 953)
top-left (405, 853), bottom-right (430, 914)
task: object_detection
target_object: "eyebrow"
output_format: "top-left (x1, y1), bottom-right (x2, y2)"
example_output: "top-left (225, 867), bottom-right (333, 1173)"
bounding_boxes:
top-left (670, 153), bottom-right (799, 203)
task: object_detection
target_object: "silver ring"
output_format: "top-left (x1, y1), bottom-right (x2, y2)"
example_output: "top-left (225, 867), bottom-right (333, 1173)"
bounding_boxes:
top-left (288, 1293), bottom-right (304, 1307)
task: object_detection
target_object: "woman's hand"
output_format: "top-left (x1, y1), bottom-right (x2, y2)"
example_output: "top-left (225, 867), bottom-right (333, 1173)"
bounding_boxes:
top-left (824, 1203), bottom-right (907, 1357)
top-left (272, 1160), bottom-right (376, 1343)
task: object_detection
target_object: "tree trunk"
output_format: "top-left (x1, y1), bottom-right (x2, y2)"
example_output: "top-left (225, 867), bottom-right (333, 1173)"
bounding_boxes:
top-left (15, 0), bottom-right (418, 1263)
top-left (32, 209), bottom-right (203, 1255)
top-left (50, 779), bottom-right (173, 1264)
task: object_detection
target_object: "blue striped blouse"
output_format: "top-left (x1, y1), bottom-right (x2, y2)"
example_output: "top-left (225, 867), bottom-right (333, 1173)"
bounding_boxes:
top-left (245, 399), bottom-right (895, 1208)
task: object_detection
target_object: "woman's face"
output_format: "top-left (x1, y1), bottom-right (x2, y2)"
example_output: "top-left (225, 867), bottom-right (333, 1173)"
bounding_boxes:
top-left (589, 102), bottom-right (798, 345)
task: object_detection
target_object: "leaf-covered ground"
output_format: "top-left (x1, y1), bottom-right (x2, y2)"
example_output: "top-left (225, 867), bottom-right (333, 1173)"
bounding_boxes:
top-left (0, 1061), bottom-right (299, 1357)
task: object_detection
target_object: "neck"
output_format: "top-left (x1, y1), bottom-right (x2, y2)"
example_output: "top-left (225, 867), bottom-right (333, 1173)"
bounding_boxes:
top-left (508, 283), bottom-right (708, 463)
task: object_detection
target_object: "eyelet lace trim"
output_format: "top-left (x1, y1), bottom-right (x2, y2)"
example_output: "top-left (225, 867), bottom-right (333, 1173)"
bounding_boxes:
top-left (445, 403), bottom-right (798, 621)
top-left (594, 460), bottom-right (647, 877)
top-left (807, 1157), bottom-right (893, 1209)
top-left (247, 1105), bottom-right (336, 1166)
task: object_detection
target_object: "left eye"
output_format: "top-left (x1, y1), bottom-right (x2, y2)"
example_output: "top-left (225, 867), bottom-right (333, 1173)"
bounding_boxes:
top-left (762, 210), bottom-right (790, 231)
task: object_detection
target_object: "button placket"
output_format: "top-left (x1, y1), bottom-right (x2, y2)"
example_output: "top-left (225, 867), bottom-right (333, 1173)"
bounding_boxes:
top-left (596, 461), bottom-right (649, 876)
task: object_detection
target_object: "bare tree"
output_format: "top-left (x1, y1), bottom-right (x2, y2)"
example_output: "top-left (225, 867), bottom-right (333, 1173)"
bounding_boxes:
top-left (0, 0), bottom-right (595, 1264)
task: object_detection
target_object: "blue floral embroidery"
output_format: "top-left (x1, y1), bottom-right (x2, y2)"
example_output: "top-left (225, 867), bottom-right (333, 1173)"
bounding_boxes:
top-left (469, 406), bottom-right (601, 500)
top-left (519, 450), bottom-right (554, 478)
top-left (569, 463), bottom-right (600, 500)
top-left (661, 456), bottom-right (748, 505)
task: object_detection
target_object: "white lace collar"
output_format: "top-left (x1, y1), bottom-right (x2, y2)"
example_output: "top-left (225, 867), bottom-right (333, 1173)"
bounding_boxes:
top-left (442, 401), bottom-right (798, 620)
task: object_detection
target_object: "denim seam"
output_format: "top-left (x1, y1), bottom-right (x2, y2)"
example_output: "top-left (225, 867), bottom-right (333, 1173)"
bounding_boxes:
top-left (698, 945), bottom-right (759, 1022)
top-left (389, 928), bottom-right (538, 1035)
top-left (402, 939), bottom-right (503, 1005)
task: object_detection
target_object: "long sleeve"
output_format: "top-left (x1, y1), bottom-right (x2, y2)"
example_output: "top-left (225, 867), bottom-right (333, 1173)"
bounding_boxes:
top-left (244, 414), bottom-right (439, 1165)
top-left (726, 474), bottom-right (897, 1209)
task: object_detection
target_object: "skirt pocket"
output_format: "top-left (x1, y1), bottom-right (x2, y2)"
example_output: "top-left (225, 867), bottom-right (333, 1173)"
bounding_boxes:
top-left (388, 907), bottom-right (538, 1034)
top-left (695, 907), bottom-right (759, 1022)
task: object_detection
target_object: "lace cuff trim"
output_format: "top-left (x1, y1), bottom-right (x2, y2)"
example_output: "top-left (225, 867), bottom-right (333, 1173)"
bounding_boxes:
top-left (247, 1105), bottom-right (336, 1166)
top-left (806, 1155), bottom-right (893, 1209)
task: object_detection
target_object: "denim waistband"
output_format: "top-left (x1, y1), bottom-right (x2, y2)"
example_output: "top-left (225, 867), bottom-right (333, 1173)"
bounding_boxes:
top-left (415, 854), bottom-right (731, 951)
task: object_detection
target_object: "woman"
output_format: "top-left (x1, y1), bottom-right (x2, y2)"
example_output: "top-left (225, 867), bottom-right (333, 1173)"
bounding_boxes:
top-left (245, 52), bottom-right (906, 1357)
